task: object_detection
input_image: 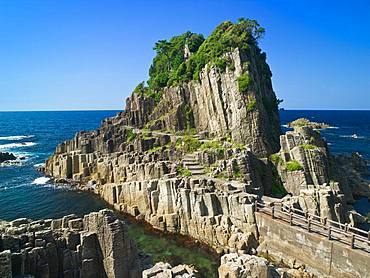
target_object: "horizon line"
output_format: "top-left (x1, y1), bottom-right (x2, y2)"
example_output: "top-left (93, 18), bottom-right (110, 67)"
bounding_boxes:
top-left (0, 108), bottom-right (369, 112)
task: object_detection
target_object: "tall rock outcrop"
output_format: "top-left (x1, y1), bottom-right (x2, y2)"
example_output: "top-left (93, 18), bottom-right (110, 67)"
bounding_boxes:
top-left (45, 20), bottom-right (282, 252)
top-left (123, 47), bottom-right (280, 156)
top-left (271, 124), bottom-right (370, 223)
top-left (0, 210), bottom-right (143, 278)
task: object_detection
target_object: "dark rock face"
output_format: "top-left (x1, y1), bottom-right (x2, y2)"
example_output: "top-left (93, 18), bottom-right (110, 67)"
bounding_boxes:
top-left (0, 210), bottom-right (142, 278)
top-left (123, 48), bottom-right (280, 156)
top-left (0, 152), bottom-right (16, 163)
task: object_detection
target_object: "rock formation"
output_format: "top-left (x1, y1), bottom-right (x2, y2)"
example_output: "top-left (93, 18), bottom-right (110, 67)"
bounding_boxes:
top-left (42, 20), bottom-right (370, 277)
top-left (0, 152), bottom-right (17, 163)
top-left (287, 118), bottom-right (332, 129)
top-left (0, 210), bottom-right (143, 278)
top-left (143, 262), bottom-right (198, 278)
top-left (270, 124), bottom-right (370, 224)
top-left (218, 253), bottom-right (313, 278)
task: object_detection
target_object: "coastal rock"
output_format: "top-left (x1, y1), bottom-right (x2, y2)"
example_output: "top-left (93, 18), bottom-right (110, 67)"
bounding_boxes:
top-left (218, 253), bottom-right (271, 278)
top-left (100, 177), bottom-right (259, 253)
top-left (268, 123), bottom-right (370, 226)
top-left (287, 118), bottom-right (332, 129)
top-left (142, 262), bottom-right (198, 278)
top-left (0, 152), bottom-right (17, 163)
top-left (0, 210), bottom-right (142, 278)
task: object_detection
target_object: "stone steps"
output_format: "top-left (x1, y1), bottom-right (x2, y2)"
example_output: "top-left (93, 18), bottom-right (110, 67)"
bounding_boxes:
top-left (182, 153), bottom-right (205, 176)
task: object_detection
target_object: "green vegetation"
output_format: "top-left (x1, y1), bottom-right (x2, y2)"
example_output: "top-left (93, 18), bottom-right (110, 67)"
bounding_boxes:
top-left (246, 96), bottom-right (257, 112)
top-left (271, 183), bottom-right (287, 195)
top-left (237, 72), bottom-right (250, 92)
top-left (133, 82), bottom-right (163, 104)
top-left (127, 223), bottom-right (218, 277)
top-left (147, 146), bottom-right (162, 154)
top-left (182, 136), bottom-right (202, 153)
top-left (200, 140), bottom-right (225, 156)
top-left (126, 128), bottom-right (136, 142)
top-left (301, 144), bottom-right (317, 150)
top-left (176, 165), bottom-right (192, 177)
top-left (133, 18), bottom-right (267, 104)
top-left (286, 160), bottom-right (304, 172)
top-left (269, 153), bottom-right (282, 165)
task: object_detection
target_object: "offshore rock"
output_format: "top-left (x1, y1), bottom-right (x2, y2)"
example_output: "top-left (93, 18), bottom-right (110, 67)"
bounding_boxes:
top-left (0, 210), bottom-right (142, 278)
top-left (0, 152), bottom-right (17, 163)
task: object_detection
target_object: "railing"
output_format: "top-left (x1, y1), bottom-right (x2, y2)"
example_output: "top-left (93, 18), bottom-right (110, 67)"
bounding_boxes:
top-left (255, 201), bottom-right (370, 252)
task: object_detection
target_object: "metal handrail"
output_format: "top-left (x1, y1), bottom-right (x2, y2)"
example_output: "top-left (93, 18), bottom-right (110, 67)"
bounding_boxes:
top-left (255, 201), bottom-right (370, 252)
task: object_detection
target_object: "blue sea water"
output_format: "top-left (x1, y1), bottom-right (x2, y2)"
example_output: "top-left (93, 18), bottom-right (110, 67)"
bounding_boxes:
top-left (0, 110), bottom-right (368, 221)
top-left (0, 110), bottom-right (119, 221)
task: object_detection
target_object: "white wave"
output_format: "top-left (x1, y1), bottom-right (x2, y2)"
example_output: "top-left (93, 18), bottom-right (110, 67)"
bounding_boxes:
top-left (32, 177), bottom-right (51, 185)
top-left (33, 163), bottom-right (45, 168)
top-left (326, 126), bottom-right (339, 129)
top-left (0, 142), bottom-right (36, 150)
top-left (0, 135), bottom-right (34, 140)
top-left (339, 134), bottom-right (365, 139)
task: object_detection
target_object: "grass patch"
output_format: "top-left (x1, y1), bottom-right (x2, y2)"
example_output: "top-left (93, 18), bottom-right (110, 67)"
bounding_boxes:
top-left (126, 128), bottom-right (136, 142)
top-left (246, 96), bottom-right (257, 112)
top-left (301, 144), bottom-right (317, 150)
top-left (200, 140), bottom-right (225, 156)
top-left (182, 136), bottom-right (202, 153)
top-left (176, 165), bottom-right (192, 177)
top-left (270, 153), bottom-right (282, 165)
top-left (286, 160), bottom-right (303, 172)
top-left (237, 72), bottom-right (250, 92)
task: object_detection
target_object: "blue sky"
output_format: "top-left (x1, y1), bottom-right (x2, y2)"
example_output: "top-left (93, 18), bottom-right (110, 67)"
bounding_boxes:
top-left (0, 0), bottom-right (369, 111)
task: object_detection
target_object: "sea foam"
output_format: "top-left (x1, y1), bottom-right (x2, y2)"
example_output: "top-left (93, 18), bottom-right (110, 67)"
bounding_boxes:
top-left (0, 135), bottom-right (34, 140)
top-left (32, 177), bottom-right (51, 185)
top-left (0, 142), bottom-right (36, 150)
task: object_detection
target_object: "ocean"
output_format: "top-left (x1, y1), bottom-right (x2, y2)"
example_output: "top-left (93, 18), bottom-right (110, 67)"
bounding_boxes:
top-left (0, 110), bottom-right (369, 220)
top-left (0, 110), bottom-right (368, 275)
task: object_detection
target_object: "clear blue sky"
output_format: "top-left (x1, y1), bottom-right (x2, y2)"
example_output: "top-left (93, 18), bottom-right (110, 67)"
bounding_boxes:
top-left (1, 0), bottom-right (369, 111)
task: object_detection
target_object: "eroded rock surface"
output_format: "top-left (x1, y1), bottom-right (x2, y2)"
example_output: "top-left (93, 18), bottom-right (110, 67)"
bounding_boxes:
top-left (0, 210), bottom-right (142, 278)
top-left (143, 262), bottom-right (198, 278)
top-left (271, 125), bottom-right (370, 224)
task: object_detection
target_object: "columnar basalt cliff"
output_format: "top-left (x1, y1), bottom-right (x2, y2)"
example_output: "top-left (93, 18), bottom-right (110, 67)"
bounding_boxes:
top-left (0, 210), bottom-right (143, 278)
top-left (44, 19), bottom-right (370, 277)
top-left (123, 46), bottom-right (280, 156)
top-left (271, 125), bottom-right (370, 224)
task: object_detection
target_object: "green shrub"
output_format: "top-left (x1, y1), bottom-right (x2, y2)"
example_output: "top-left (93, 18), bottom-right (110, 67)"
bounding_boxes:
top-left (246, 97), bottom-right (256, 112)
top-left (270, 153), bottom-right (282, 164)
top-left (183, 136), bottom-right (201, 153)
top-left (126, 128), bottom-right (136, 142)
top-left (139, 18), bottom-right (266, 103)
top-left (237, 72), bottom-right (250, 92)
top-left (200, 140), bottom-right (225, 156)
top-left (301, 144), bottom-right (317, 150)
top-left (176, 165), bottom-right (192, 177)
top-left (286, 160), bottom-right (303, 172)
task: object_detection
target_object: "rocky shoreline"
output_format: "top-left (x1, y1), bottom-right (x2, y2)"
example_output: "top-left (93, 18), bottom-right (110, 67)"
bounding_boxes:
top-left (3, 20), bottom-right (370, 277)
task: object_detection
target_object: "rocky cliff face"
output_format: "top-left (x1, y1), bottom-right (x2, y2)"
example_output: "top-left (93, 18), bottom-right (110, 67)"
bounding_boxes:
top-left (272, 125), bottom-right (370, 224)
top-left (123, 47), bottom-right (280, 156)
top-left (0, 210), bottom-right (143, 278)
